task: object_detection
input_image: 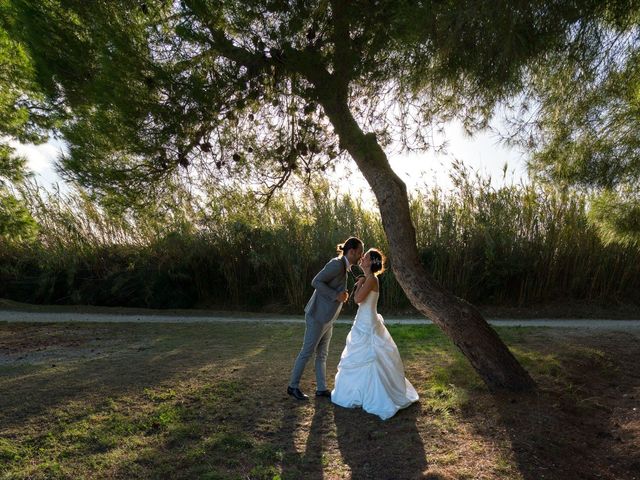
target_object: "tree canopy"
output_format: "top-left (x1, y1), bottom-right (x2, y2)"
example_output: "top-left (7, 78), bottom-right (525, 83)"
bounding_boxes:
top-left (0, 20), bottom-right (45, 242)
top-left (510, 12), bottom-right (640, 246)
top-left (5, 0), bottom-right (637, 204)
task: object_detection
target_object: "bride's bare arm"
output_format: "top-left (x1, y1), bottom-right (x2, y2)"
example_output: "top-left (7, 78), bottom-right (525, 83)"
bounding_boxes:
top-left (354, 276), bottom-right (378, 304)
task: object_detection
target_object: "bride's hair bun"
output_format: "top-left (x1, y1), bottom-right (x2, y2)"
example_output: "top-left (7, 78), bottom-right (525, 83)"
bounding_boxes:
top-left (369, 248), bottom-right (386, 276)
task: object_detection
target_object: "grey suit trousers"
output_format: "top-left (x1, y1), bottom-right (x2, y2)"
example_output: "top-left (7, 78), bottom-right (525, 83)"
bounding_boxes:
top-left (288, 312), bottom-right (335, 391)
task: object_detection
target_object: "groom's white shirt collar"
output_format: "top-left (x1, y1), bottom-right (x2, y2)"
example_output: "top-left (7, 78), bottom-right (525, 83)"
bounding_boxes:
top-left (343, 255), bottom-right (350, 271)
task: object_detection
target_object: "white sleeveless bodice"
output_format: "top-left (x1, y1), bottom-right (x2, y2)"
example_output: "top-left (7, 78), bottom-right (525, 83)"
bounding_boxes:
top-left (353, 290), bottom-right (381, 331)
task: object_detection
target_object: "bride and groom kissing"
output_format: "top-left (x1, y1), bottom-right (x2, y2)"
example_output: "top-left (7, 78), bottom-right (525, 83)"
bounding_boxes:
top-left (287, 236), bottom-right (418, 421)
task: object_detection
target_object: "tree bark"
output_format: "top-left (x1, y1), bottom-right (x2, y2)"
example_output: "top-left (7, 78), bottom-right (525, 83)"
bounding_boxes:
top-left (319, 92), bottom-right (536, 392)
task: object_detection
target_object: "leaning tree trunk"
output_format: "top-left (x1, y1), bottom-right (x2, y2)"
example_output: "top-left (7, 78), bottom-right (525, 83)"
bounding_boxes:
top-left (320, 93), bottom-right (536, 392)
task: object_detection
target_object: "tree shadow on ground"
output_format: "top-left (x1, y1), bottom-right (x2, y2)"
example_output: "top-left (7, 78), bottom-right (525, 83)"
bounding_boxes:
top-left (0, 323), bottom-right (269, 432)
top-left (470, 331), bottom-right (640, 480)
top-left (0, 322), bottom-right (306, 480)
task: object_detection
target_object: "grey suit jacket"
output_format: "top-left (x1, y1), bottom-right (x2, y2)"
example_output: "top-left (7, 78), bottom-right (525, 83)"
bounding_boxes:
top-left (304, 256), bottom-right (348, 324)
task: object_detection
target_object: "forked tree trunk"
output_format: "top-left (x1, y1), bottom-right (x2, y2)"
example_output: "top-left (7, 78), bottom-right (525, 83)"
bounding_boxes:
top-left (320, 93), bottom-right (536, 392)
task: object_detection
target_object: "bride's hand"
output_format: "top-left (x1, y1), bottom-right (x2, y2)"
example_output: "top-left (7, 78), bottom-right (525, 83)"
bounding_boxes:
top-left (355, 276), bottom-right (366, 288)
top-left (337, 290), bottom-right (349, 303)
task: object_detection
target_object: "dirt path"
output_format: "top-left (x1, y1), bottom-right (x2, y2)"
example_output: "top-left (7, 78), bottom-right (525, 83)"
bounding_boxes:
top-left (1, 309), bottom-right (640, 329)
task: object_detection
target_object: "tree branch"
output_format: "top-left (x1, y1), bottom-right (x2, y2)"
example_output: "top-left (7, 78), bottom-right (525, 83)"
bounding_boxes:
top-left (329, 0), bottom-right (354, 101)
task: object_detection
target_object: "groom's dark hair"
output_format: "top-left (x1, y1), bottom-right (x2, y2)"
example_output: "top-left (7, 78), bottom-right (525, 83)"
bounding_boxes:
top-left (336, 236), bottom-right (363, 256)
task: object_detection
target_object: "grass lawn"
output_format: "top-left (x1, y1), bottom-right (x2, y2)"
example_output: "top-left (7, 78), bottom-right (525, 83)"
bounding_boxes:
top-left (0, 321), bottom-right (638, 479)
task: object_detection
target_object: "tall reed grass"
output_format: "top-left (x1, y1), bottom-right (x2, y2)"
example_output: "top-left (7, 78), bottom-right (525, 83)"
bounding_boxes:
top-left (1, 166), bottom-right (638, 313)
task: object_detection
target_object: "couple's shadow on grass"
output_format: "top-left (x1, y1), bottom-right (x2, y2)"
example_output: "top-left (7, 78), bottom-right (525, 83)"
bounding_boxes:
top-left (280, 397), bottom-right (437, 480)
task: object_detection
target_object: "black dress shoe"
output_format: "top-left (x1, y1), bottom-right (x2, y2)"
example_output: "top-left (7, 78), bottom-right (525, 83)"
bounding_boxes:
top-left (287, 386), bottom-right (309, 401)
top-left (315, 390), bottom-right (331, 398)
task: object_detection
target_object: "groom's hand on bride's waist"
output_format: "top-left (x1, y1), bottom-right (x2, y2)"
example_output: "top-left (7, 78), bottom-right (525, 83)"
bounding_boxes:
top-left (336, 291), bottom-right (349, 303)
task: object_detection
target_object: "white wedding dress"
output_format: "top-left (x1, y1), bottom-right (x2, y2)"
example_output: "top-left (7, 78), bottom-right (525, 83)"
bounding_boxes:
top-left (331, 290), bottom-right (419, 420)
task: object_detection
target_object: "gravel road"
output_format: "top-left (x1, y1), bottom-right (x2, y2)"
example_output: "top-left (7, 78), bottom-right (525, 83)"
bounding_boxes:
top-left (1, 309), bottom-right (639, 329)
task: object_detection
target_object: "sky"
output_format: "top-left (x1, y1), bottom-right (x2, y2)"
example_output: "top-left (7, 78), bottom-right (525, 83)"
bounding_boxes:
top-left (13, 118), bottom-right (529, 198)
top-left (336, 119), bottom-right (529, 202)
top-left (11, 137), bottom-right (66, 188)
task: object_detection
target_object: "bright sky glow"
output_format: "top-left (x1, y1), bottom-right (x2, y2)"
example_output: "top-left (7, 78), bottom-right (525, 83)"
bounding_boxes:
top-left (14, 118), bottom-right (529, 199)
top-left (10, 137), bottom-right (66, 189)
top-left (335, 118), bottom-right (529, 203)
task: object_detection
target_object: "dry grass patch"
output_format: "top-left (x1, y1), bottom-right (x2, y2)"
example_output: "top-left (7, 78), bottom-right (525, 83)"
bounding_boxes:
top-left (0, 321), bottom-right (638, 479)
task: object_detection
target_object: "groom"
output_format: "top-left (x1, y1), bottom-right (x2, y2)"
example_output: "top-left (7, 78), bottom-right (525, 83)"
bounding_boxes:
top-left (287, 236), bottom-right (364, 400)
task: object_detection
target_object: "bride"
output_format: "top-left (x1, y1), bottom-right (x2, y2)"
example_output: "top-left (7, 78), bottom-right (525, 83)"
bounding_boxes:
top-left (331, 248), bottom-right (419, 420)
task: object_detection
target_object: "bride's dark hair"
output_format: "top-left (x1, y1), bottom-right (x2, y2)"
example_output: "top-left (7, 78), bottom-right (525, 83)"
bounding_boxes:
top-left (369, 249), bottom-right (386, 276)
top-left (336, 236), bottom-right (363, 256)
